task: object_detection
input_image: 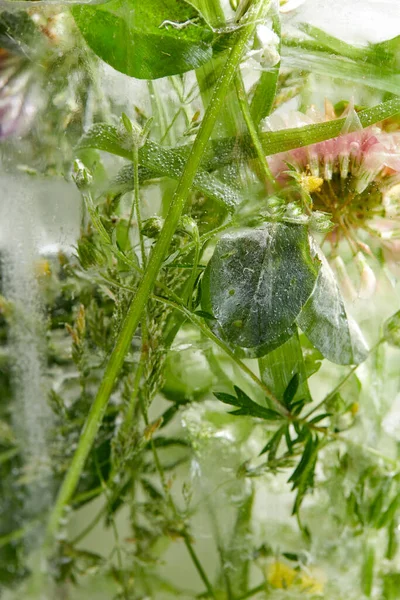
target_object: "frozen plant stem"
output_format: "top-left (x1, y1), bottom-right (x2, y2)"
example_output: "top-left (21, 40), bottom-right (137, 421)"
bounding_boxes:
top-left (126, 142), bottom-right (146, 265)
top-left (234, 73), bottom-right (277, 188)
top-left (46, 0), bottom-right (269, 541)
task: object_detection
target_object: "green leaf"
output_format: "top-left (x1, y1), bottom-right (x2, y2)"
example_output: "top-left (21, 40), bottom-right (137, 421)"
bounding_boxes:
top-left (297, 249), bottom-right (368, 365)
top-left (377, 493), bottom-right (400, 529)
top-left (77, 125), bottom-right (241, 211)
top-left (78, 96), bottom-right (400, 182)
top-left (283, 374), bottom-right (300, 408)
top-left (308, 413), bottom-right (331, 424)
top-left (213, 388), bottom-right (282, 421)
top-left (383, 572), bottom-right (400, 600)
top-left (289, 435), bottom-right (319, 514)
top-left (369, 36), bottom-right (400, 70)
top-left (282, 38), bottom-right (400, 95)
top-left (72, 0), bottom-right (214, 79)
top-left (259, 425), bottom-right (286, 461)
top-left (203, 224), bottom-right (319, 355)
top-left (383, 310), bottom-right (400, 348)
top-left (259, 330), bottom-right (312, 408)
top-left (361, 544), bottom-right (375, 597)
top-left (298, 23), bottom-right (367, 62)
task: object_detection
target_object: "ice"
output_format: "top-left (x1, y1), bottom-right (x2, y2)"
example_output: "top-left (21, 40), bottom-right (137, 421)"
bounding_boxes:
top-left (0, 170), bottom-right (80, 519)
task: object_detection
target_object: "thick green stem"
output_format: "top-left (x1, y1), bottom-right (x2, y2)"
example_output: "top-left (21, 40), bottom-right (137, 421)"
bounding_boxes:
top-left (46, 0), bottom-right (267, 540)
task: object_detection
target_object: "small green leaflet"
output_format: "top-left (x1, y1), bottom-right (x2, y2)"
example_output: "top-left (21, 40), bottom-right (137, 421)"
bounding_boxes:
top-left (214, 386), bottom-right (282, 420)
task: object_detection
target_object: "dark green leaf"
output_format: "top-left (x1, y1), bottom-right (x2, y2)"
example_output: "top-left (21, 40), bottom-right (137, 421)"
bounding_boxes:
top-left (288, 435), bottom-right (314, 486)
top-left (285, 426), bottom-right (293, 454)
top-left (213, 391), bottom-right (239, 406)
top-left (193, 310), bottom-right (216, 320)
top-left (72, 0), bottom-right (214, 79)
top-left (308, 413), bottom-right (331, 424)
top-left (203, 224), bottom-right (320, 355)
top-left (259, 425), bottom-right (286, 464)
top-left (214, 389), bottom-right (282, 421)
top-left (283, 374), bottom-right (300, 409)
top-left (297, 249), bottom-right (368, 365)
top-left (290, 399), bottom-right (305, 416)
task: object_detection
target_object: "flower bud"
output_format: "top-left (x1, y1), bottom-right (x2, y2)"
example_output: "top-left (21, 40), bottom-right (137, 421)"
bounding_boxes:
top-left (72, 159), bottom-right (93, 191)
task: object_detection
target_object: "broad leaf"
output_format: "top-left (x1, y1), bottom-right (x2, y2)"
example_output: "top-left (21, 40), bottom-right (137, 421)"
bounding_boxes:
top-left (297, 250), bottom-right (368, 365)
top-left (72, 0), bottom-right (214, 79)
top-left (202, 224), bottom-right (320, 354)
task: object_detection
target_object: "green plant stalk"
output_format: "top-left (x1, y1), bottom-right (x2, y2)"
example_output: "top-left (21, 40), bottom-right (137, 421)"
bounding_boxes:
top-left (125, 142), bottom-right (146, 265)
top-left (249, 7), bottom-right (281, 123)
top-left (236, 582), bottom-right (266, 599)
top-left (141, 396), bottom-right (217, 598)
top-left (234, 73), bottom-right (276, 187)
top-left (46, 0), bottom-right (269, 540)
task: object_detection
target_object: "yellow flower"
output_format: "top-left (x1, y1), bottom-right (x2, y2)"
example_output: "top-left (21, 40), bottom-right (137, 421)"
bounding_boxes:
top-left (35, 259), bottom-right (51, 278)
top-left (267, 561), bottom-right (297, 589)
top-left (266, 561), bottom-right (325, 595)
top-left (299, 573), bottom-right (324, 595)
top-left (299, 174), bottom-right (324, 194)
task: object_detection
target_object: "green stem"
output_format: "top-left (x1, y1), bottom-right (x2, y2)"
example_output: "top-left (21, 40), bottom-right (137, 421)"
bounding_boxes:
top-left (142, 399), bottom-right (217, 598)
top-left (153, 293), bottom-right (288, 416)
top-left (184, 223), bottom-right (201, 311)
top-left (234, 73), bottom-right (276, 188)
top-left (0, 519), bottom-right (40, 549)
top-left (183, 536), bottom-right (216, 599)
top-left (126, 142), bottom-right (146, 265)
top-left (236, 582), bottom-right (266, 599)
top-left (46, 0), bottom-right (266, 541)
top-left (249, 6), bottom-right (281, 123)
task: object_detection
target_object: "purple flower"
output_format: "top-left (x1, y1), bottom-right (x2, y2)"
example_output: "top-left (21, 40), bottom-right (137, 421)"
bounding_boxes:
top-left (265, 103), bottom-right (400, 296)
